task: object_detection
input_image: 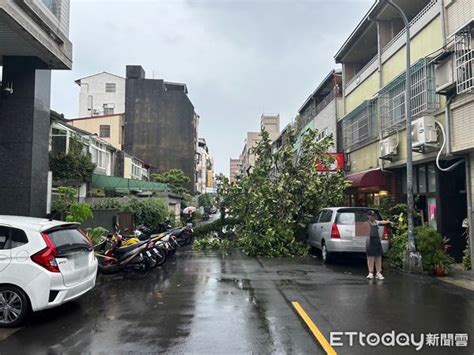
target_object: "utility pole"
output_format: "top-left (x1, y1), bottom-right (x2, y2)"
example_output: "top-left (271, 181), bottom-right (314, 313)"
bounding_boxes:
top-left (382, 0), bottom-right (422, 271)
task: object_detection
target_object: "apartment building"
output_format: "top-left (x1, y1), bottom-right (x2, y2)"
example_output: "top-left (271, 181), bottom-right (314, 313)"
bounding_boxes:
top-left (229, 158), bottom-right (240, 183)
top-left (124, 65), bottom-right (197, 192)
top-left (0, 0), bottom-right (72, 216)
top-left (335, 0), bottom-right (470, 261)
top-left (196, 138), bottom-right (214, 194)
top-left (296, 70), bottom-right (343, 152)
top-left (237, 114), bottom-right (281, 175)
top-left (75, 72), bottom-right (125, 117)
top-left (440, 0), bottom-right (474, 263)
top-left (69, 114), bottom-right (124, 150)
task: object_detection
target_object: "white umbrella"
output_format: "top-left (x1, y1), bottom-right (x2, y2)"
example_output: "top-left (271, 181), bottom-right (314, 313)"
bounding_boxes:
top-left (183, 206), bottom-right (196, 214)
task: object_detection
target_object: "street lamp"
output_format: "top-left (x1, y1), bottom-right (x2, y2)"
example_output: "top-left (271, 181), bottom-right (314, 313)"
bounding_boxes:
top-left (381, 0), bottom-right (420, 269)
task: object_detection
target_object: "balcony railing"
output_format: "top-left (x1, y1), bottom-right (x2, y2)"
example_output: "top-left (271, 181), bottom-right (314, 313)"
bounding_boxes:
top-left (378, 58), bottom-right (438, 137)
top-left (344, 0), bottom-right (439, 95)
top-left (381, 0), bottom-right (439, 54)
top-left (340, 99), bottom-right (378, 152)
top-left (345, 55), bottom-right (378, 90)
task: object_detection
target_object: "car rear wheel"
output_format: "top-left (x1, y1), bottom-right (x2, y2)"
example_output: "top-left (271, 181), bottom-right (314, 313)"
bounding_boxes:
top-left (0, 286), bottom-right (29, 328)
top-left (321, 242), bottom-right (332, 264)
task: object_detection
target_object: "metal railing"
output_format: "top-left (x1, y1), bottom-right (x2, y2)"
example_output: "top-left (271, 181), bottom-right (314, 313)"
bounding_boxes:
top-left (344, 0), bottom-right (439, 91)
top-left (340, 99), bottom-right (378, 152)
top-left (455, 23), bottom-right (474, 95)
top-left (378, 58), bottom-right (438, 137)
top-left (382, 0), bottom-right (439, 53)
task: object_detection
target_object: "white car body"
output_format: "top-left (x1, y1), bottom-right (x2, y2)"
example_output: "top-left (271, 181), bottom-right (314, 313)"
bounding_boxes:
top-left (307, 207), bottom-right (390, 262)
top-left (0, 216), bottom-right (97, 321)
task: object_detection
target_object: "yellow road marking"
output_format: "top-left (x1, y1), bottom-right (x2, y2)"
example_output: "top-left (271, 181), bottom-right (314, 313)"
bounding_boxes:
top-left (292, 301), bottom-right (337, 355)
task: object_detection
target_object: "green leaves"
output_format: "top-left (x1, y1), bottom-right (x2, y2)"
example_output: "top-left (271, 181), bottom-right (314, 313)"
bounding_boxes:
top-left (91, 197), bottom-right (168, 227)
top-left (49, 149), bottom-right (96, 183)
top-left (151, 169), bottom-right (190, 197)
top-left (51, 186), bottom-right (93, 223)
top-left (215, 126), bottom-right (348, 257)
top-left (198, 193), bottom-right (214, 210)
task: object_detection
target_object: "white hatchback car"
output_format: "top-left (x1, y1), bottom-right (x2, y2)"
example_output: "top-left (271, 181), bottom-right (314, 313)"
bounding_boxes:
top-left (0, 216), bottom-right (98, 327)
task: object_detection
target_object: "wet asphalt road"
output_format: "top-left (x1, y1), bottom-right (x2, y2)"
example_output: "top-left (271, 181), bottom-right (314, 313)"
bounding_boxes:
top-left (0, 247), bottom-right (473, 354)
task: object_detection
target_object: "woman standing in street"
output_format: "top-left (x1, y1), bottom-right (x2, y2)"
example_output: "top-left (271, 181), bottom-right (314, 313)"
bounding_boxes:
top-left (366, 210), bottom-right (392, 280)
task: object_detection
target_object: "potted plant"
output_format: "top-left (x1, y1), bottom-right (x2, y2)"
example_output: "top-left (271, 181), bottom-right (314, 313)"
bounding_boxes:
top-left (432, 249), bottom-right (454, 277)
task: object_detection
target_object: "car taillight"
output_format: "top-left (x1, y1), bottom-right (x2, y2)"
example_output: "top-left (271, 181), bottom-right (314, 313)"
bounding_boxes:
top-left (330, 224), bottom-right (340, 239)
top-left (31, 233), bottom-right (59, 273)
top-left (382, 226), bottom-right (390, 240)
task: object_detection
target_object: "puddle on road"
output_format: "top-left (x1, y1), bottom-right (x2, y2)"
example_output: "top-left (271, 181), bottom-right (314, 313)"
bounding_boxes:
top-left (216, 278), bottom-right (251, 290)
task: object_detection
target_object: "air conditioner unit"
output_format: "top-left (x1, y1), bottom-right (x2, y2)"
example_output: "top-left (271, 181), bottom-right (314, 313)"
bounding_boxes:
top-left (412, 116), bottom-right (438, 149)
top-left (435, 56), bottom-right (455, 94)
top-left (379, 136), bottom-right (398, 159)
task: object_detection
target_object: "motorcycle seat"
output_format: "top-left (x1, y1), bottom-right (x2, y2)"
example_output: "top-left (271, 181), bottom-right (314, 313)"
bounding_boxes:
top-left (113, 241), bottom-right (147, 257)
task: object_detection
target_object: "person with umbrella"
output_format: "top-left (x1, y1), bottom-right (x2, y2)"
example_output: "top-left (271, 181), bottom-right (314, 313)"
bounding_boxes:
top-left (183, 206), bottom-right (196, 225)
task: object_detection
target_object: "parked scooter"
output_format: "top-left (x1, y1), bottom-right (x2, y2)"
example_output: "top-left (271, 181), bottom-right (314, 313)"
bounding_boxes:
top-left (126, 226), bottom-right (179, 258)
top-left (94, 230), bottom-right (158, 274)
top-left (137, 219), bottom-right (193, 247)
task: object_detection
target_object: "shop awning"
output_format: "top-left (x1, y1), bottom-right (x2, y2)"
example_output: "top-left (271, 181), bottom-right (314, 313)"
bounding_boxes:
top-left (345, 169), bottom-right (390, 189)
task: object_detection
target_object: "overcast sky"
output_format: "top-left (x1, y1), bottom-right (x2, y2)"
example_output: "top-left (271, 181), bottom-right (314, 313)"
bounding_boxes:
top-left (51, 0), bottom-right (374, 176)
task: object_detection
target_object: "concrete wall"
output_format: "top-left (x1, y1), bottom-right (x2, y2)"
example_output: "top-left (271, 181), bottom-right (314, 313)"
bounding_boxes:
top-left (196, 143), bottom-right (211, 194)
top-left (345, 71), bottom-right (379, 113)
top-left (381, 16), bottom-right (443, 86)
top-left (347, 142), bottom-right (380, 174)
top-left (0, 58), bottom-right (51, 217)
top-left (451, 96), bottom-right (474, 153)
top-left (229, 158), bottom-right (239, 182)
top-left (78, 73), bottom-right (125, 117)
top-left (445, 0), bottom-right (474, 37)
top-left (261, 114), bottom-right (280, 141)
top-left (0, 0), bottom-right (72, 69)
top-left (70, 114), bottom-right (123, 150)
top-left (123, 156), bottom-right (132, 179)
top-left (80, 209), bottom-right (119, 231)
top-left (124, 66), bottom-right (196, 192)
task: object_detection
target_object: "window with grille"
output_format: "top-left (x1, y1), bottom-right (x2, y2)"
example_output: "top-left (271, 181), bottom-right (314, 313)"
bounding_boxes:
top-left (105, 83), bottom-right (116, 93)
top-left (379, 58), bottom-right (438, 137)
top-left (100, 125), bottom-right (110, 138)
top-left (455, 23), bottom-right (474, 94)
top-left (340, 99), bottom-right (378, 152)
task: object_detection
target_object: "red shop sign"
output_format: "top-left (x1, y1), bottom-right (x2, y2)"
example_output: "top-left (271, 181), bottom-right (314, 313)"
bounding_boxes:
top-left (316, 153), bottom-right (345, 172)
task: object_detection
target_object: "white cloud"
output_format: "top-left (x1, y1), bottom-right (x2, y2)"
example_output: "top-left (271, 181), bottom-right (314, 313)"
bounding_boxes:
top-left (52, 0), bottom-right (374, 175)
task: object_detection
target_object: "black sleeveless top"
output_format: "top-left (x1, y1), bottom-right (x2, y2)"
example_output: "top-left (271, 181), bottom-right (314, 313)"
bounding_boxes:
top-left (366, 222), bottom-right (383, 256)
